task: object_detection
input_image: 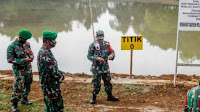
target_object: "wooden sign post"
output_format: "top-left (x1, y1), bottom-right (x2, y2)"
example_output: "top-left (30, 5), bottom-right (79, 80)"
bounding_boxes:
top-left (121, 36), bottom-right (143, 78)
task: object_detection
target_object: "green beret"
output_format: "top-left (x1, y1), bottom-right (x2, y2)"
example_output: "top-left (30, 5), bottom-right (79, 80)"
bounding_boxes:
top-left (19, 29), bottom-right (32, 39)
top-left (43, 30), bottom-right (57, 40)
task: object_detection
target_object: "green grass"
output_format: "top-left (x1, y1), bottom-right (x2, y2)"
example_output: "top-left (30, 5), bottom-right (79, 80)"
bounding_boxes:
top-left (0, 79), bottom-right (3, 84)
top-left (0, 103), bottom-right (10, 110)
top-left (124, 85), bottom-right (145, 91)
top-left (167, 86), bottom-right (174, 91)
top-left (0, 94), bottom-right (10, 101)
top-left (150, 87), bottom-right (159, 93)
top-left (123, 84), bottom-right (157, 97)
top-left (0, 87), bottom-right (43, 112)
top-left (98, 87), bottom-right (107, 98)
top-left (0, 95), bottom-right (43, 112)
top-left (0, 93), bottom-right (12, 111)
top-left (18, 101), bottom-right (44, 112)
top-left (65, 107), bottom-right (71, 112)
top-left (0, 88), bottom-right (6, 94)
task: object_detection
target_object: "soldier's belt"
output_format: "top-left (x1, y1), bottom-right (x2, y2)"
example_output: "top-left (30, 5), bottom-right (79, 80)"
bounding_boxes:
top-left (13, 65), bottom-right (27, 69)
top-left (13, 64), bottom-right (25, 67)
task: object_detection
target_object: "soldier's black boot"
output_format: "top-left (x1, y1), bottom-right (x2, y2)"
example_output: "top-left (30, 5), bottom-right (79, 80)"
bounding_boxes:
top-left (107, 92), bottom-right (119, 101)
top-left (21, 97), bottom-right (32, 105)
top-left (11, 102), bottom-right (19, 112)
top-left (90, 94), bottom-right (96, 104)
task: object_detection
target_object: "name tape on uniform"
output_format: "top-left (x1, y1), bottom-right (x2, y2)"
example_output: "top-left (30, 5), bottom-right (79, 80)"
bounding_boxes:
top-left (121, 36), bottom-right (143, 50)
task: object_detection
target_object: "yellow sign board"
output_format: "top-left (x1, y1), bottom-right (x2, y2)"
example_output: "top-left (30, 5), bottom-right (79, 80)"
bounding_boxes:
top-left (121, 36), bottom-right (143, 50)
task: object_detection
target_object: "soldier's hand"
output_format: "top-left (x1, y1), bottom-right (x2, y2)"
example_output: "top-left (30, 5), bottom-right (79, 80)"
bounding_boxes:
top-left (25, 58), bottom-right (32, 63)
top-left (97, 57), bottom-right (105, 62)
top-left (30, 57), bottom-right (34, 62)
top-left (62, 74), bottom-right (65, 81)
top-left (108, 55), bottom-right (113, 60)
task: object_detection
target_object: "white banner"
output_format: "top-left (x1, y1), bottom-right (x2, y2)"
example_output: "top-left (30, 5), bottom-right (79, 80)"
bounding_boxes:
top-left (178, 0), bottom-right (200, 31)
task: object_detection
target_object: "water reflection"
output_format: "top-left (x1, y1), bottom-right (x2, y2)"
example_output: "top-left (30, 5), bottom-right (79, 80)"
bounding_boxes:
top-left (1, 0), bottom-right (200, 75)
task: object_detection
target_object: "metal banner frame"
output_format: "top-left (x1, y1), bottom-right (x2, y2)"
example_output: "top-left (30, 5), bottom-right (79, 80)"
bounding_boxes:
top-left (174, 30), bottom-right (200, 87)
top-left (174, 0), bottom-right (200, 87)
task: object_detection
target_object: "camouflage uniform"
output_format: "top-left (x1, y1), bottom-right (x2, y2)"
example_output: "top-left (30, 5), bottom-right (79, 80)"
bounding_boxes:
top-left (184, 86), bottom-right (200, 112)
top-left (7, 39), bottom-right (33, 103)
top-left (37, 46), bottom-right (64, 112)
top-left (87, 41), bottom-right (115, 95)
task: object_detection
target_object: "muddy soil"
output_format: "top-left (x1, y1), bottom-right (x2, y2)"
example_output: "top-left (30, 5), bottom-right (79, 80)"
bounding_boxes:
top-left (0, 70), bottom-right (197, 112)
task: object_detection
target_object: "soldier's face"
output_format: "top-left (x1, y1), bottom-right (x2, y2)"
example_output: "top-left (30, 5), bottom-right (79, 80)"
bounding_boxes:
top-left (19, 37), bottom-right (27, 44)
top-left (48, 39), bottom-right (57, 48)
top-left (97, 39), bottom-right (103, 44)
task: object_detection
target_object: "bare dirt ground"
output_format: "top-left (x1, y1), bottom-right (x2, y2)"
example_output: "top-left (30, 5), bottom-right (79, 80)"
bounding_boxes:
top-left (0, 70), bottom-right (199, 112)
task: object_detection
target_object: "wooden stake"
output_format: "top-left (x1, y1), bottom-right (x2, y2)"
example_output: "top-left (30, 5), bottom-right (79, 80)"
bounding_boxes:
top-left (89, 0), bottom-right (95, 40)
top-left (130, 50), bottom-right (133, 78)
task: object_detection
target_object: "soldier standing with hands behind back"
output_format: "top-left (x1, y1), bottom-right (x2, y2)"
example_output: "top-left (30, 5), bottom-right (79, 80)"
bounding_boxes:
top-left (87, 30), bottom-right (119, 104)
top-left (7, 29), bottom-right (34, 112)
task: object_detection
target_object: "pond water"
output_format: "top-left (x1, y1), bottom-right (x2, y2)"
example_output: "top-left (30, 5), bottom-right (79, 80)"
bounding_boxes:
top-left (1, 0), bottom-right (200, 75)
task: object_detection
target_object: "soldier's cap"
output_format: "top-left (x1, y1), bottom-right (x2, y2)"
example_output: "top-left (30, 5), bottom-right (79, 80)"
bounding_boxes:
top-left (96, 30), bottom-right (104, 39)
top-left (43, 30), bottom-right (57, 40)
top-left (19, 29), bottom-right (32, 39)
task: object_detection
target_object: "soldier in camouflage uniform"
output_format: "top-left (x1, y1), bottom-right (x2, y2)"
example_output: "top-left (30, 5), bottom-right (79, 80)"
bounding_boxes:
top-left (37, 30), bottom-right (65, 112)
top-left (7, 29), bottom-right (34, 112)
top-left (87, 30), bottom-right (119, 104)
top-left (184, 81), bottom-right (200, 112)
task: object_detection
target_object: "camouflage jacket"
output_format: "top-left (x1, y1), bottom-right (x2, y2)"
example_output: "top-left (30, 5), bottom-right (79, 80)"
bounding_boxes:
top-left (7, 39), bottom-right (34, 68)
top-left (87, 41), bottom-right (115, 74)
top-left (37, 46), bottom-right (64, 89)
top-left (184, 86), bottom-right (200, 112)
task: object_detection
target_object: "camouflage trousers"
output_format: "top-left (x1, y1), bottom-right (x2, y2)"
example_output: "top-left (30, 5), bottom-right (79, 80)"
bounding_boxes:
top-left (42, 85), bottom-right (64, 112)
top-left (11, 66), bottom-right (33, 103)
top-left (92, 71), bottom-right (112, 95)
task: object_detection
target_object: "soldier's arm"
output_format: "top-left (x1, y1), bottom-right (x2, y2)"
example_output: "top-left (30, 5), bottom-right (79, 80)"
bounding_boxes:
top-left (183, 89), bottom-right (192, 112)
top-left (42, 53), bottom-right (64, 82)
top-left (108, 43), bottom-right (115, 60)
top-left (87, 44), bottom-right (98, 62)
top-left (183, 95), bottom-right (189, 112)
top-left (184, 93), bottom-right (188, 111)
top-left (28, 43), bottom-right (34, 59)
top-left (7, 44), bottom-right (26, 65)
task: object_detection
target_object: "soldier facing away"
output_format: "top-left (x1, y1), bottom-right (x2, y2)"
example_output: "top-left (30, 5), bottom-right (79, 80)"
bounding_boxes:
top-left (7, 29), bottom-right (34, 112)
top-left (87, 30), bottom-right (119, 104)
top-left (37, 30), bottom-right (65, 112)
